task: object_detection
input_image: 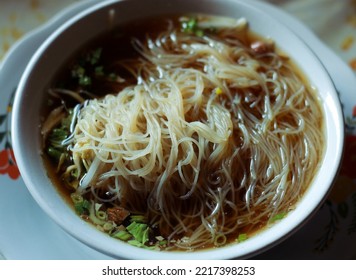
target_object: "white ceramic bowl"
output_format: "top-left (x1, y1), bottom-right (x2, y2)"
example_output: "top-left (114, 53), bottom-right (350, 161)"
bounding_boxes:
top-left (12, 0), bottom-right (344, 259)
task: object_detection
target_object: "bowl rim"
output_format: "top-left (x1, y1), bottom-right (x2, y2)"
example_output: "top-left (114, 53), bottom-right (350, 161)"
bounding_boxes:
top-left (12, 0), bottom-right (345, 259)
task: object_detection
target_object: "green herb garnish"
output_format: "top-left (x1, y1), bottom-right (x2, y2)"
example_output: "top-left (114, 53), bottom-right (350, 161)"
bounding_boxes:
top-left (70, 48), bottom-right (103, 87)
top-left (47, 110), bottom-right (73, 161)
top-left (86, 48), bottom-right (102, 65)
top-left (46, 146), bottom-right (62, 161)
top-left (126, 221), bottom-right (152, 244)
top-left (70, 193), bottom-right (90, 215)
top-left (182, 18), bottom-right (204, 36)
top-left (270, 212), bottom-right (286, 222)
top-left (130, 215), bottom-right (147, 223)
top-left (237, 233), bottom-right (248, 242)
top-left (112, 230), bottom-right (132, 241)
top-left (95, 66), bottom-right (104, 76)
top-left (108, 72), bottom-right (117, 81)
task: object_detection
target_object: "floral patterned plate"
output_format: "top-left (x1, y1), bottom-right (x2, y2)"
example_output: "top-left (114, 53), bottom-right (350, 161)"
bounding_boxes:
top-left (1, 0), bottom-right (356, 259)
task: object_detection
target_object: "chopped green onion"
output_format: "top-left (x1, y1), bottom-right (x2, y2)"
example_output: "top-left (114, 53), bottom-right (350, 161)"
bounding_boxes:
top-left (88, 202), bottom-right (106, 225)
top-left (51, 128), bottom-right (67, 139)
top-left (73, 197), bottom-right (90, 215)
top-left (237, 233), bottom-right (248, 242)
top-left (61, 109), bottom-right (73, 128)
top-left (112, 230), bottom-right (132, 241)
top-left (182, 17), bottom-right (204, 36)
top-left (128, 239), bottom-right (145, 248)
top-left (82, 199), bottom-right (90, 209)
top-left (46, 110), bottom-right (74, 161)
top-left (108, 72), bottom-right (117, 81)
top-left (126, 221), bottom-right (151, 244)
top-left (79, 75), bottom-right (92, 86)
top-left (158, 240), bottom-right (168, 246)
top-left (70, 193), bottom-right (83, 204)
top-left (103, 221), bottom-right (115, 232)
top-left (70, 168), bottom-right (79, 179)
top-left (130, 215), bottom-right (147, 223)
top-left (71, 66), bottom-right (85, 78)
top-left (142, 227), bottom-right (151, 244)
top-left (94, 203), bottom-right (102, 212)
top-left (95, 66), bottom-right (104, 76)
top-left (182, 18), bottom-right (197, 33)
top-left (47, 147), bottom-right (62, 161)
top-left (195, 29), bottom-right (204, 37)
top-left (70, 48), bottom-right (103, 87)
top-left (270, 212), bottom-right (286, 222)
top-left (214, 234), bottom-right (227, 246)
top-left (96, 210), bottom-right (107, 221)
top-left (127, 221), bottom-right (145, 230)
top-left (145, 245), bottom-right (160, 250)
top-left (48, 127), bottom-right (68, 151)
top-left (87, 48), bottom-right (102, 65)
top-left (71, 65), bottom-right (91, 86)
